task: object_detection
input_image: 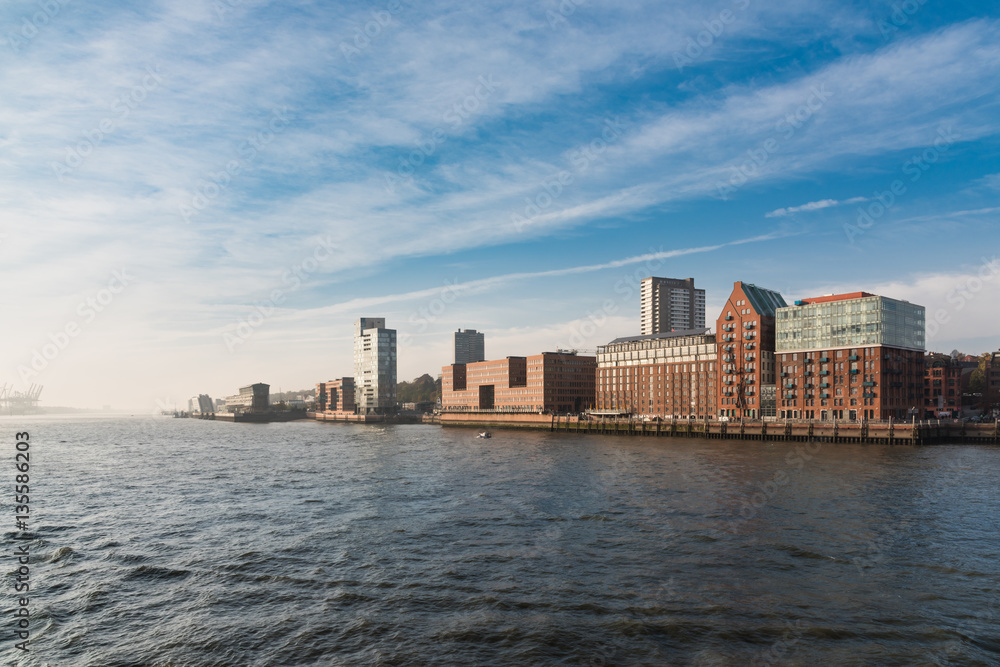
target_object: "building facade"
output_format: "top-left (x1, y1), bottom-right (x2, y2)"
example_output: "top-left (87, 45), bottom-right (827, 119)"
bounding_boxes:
top-left (595, 329), bottom-right (717, 418)
top-left (454, 329), bottom-right (486, 364)
top-left (316, 378), bottom-right (356, 414)
top-left (640, 277), bottom-right (706, 336)
top-left (716, 282), bottom-right (786, 419)
top-left (923, 354), bottom-right (962, 418)
top-left (224, 383), bottom-right (269, 414)
top-left (442, 352), bottom-right (595, 413)
top-left (985, 351), bottom-right (1000, 411)
top-left (354, 317), bottom-right (397, 414)
top-left (775, 293), bottom-right (925, 421)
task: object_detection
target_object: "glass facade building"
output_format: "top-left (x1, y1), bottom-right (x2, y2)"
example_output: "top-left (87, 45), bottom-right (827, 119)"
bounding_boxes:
top-left (776, 295), bottom-right (925, 353)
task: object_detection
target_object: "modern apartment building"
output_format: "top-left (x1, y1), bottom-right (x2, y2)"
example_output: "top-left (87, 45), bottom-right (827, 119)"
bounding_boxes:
top-left (640, 277), bottom-right (706, 335)
top-left (775, 292), bottom-right (926, 421)
top-left (595, 329), bottom-right (717, 418)
top-left (316, 378), bottom-right (356, 414)
top-left (923, 354), bottom-right (962, 417)
top-left (442, 351), bottom-right (595, 413)
top-left (716, 282), bottom-right (786, 419)
top-left (354, 317), bottom-right (397, 414)
top-left (224, 383), bottom-right (269, 414)
top-left (454, 329), bottom-right (486, 364)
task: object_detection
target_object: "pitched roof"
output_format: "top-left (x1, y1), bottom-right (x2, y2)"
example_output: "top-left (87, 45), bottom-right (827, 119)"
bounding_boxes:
top-left (741, 283), bottom-right (787, 317)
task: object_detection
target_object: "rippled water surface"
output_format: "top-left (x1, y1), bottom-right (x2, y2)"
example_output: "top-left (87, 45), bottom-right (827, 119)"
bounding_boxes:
top-left (3, 415), bottom-right (999, 666)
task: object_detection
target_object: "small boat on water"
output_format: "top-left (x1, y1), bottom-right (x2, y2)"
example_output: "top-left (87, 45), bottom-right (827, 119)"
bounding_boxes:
top-left (477, 431), bottom-right (492, 439)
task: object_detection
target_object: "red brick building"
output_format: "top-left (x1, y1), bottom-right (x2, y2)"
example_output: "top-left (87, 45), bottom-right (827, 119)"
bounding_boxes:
top-left (716, 282), bottom-right (786, 419)
top-left (316, 378), bottom-right (356, 414)
top-left (595, 330), bottom-right (717, 418)
top-left (986, 350), bottom-right (1000, 411)
top-left (775, 292), bottom-right (925, 421)
top-left (442, 352), bottom-right (595, 413)
top-left (923, 354), bottom-right (962, 417)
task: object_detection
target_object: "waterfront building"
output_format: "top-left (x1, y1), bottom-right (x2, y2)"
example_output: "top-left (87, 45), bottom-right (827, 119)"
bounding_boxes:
top-left (354, 318), bottom-right (397, 414)
top-left (775, 292), bottom-right (925, 421)
top-left (640, 277), bottom-right (706, 335)
top-left (454, 329), bottom-right (486, 364)
top-left (595, 329), bottom-right (717, 418)
top-left (188, 395), bottom-right (201, 414)
top-left (923, 354), bottom-right (963, 418)
top-left (716, 282), bottom-right (787, 419)
top-left (316, 378), bottom-right (356, 414)
top-left (224, 383), bottom-right (270, 414)
top-left (442, 351), bottom-right (595, 413)
top-left (197, 394), bottom-right (214, 414)
top-left (986, 350), bottom-right (1000, 411)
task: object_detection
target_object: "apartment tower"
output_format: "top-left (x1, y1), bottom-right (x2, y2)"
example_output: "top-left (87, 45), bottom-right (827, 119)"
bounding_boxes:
top-left (353, 317), bottom-right (398, 414)
top-left (640, 277), bottom-right (706, 335)
top-left (454, 329), bottom-right (486, 364)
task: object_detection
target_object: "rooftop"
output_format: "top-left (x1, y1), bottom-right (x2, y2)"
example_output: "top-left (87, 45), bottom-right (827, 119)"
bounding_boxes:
top-left (605, 328), bottom-right (712, 345)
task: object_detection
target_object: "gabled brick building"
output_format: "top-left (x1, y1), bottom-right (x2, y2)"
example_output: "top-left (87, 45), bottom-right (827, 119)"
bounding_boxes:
top-left (716, 282), bottom-right (786, 419)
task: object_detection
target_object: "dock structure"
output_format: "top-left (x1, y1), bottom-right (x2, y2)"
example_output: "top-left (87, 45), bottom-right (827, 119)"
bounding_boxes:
top-left (429, 413), bottom-right (1000, 445)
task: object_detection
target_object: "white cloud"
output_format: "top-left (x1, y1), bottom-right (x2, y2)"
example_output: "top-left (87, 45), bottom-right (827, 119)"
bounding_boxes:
top-left (765, 197), bottom-right (868, 218)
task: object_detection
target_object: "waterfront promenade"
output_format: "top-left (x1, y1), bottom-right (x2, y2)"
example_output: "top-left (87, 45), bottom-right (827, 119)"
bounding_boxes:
top-left (421, 413), bottom-right (1000, 445)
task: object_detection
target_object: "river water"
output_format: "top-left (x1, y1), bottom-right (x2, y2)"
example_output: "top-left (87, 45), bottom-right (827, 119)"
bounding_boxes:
top-left (2, 415), bottom-right (998, 666)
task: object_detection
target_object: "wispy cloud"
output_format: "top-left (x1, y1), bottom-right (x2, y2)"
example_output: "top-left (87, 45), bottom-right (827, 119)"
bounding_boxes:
top-left (765, 197), bottom-right (868, 217)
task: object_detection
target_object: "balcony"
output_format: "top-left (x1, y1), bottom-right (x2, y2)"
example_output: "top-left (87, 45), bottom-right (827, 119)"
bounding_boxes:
top-left (725, 315), bottom-right (733, 321)
top-left (785, 393), bottom-right (795, 399)
top-left (819, 356), bottom-right (830, 362)
top-left (820, 382), bottom-right (830, 388)
top-left (849, 355), bottom-right (859, 361)
top-left (804, 371), bottom-right (813, 376)
top-left (863, 381), bottom-right (876, 387)
top-left (781, 372), bottom-right (789, 377)
top-left (820, 392), bottom-right (830, 399)
top-left (850, 369), bottom-right (860, 374)
top-left (804, 358), bottom-right (813, 364)
top-left (784, 382), bottom-right (795, 389)
top-left (820, 371), bottom-right (830, 376)
top-left (863, 392), bottom-right (875, 398)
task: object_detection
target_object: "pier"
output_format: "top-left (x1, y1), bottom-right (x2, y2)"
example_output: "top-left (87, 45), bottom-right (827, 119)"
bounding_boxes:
top-left (428, 413), bottom-right (1000, 445)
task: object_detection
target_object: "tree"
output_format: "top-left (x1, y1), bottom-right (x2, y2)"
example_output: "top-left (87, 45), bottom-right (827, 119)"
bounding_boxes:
top-left (968, 352), bottom-right (992, 394)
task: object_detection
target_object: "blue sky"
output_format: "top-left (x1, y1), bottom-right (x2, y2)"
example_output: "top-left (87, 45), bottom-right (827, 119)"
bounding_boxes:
top-left (2, 0), bottom-right (999, 410)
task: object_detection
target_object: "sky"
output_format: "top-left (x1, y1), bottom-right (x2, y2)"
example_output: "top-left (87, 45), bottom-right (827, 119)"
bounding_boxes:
top-left (2, 0), bottom-right (999, 411)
